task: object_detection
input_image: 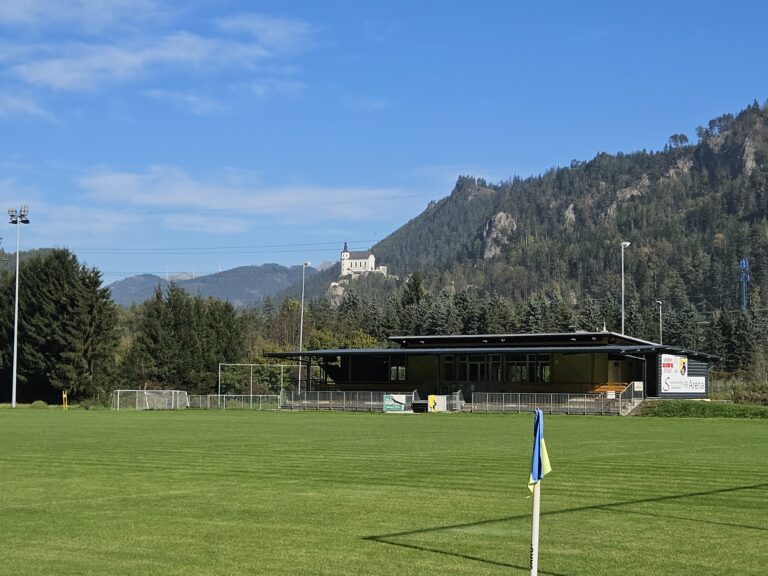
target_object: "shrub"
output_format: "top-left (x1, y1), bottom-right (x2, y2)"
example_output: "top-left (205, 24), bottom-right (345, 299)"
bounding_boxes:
top-left (29, 400), bottom-right (49, 409)
top-left (732, 380), bottom-right (768, 405)
top-left (78, 398), bottom-right (104, 410)
top-left (640, 400), bottom-right (768, 419)
top-left (708, 370), bottom-right (768, 405)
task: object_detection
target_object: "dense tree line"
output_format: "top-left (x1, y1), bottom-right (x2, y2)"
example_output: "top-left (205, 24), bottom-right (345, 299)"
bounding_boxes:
top-left (248, 274), bottom-right (768, 395)
top-left (0, 250), bottom-right (765, 405)
top-left (121, 284), bottom-right (245, 393)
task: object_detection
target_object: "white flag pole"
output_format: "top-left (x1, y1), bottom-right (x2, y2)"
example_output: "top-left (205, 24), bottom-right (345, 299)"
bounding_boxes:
top-left (530, 480), bottom-right (541, 576)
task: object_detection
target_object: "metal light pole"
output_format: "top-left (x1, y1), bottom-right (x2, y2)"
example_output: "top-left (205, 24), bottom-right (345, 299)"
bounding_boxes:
top-left (656, 300), bottom-right (663, 345)
top-left (297, 261), bottom-right (310, 394)
top-left (8, 206), bottom-right (30, 408)
top-left (620, 241), bottom-right (630, 334)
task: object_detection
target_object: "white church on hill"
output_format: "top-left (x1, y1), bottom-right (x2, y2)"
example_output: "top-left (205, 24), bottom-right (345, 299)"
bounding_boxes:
top-left (340, 242), bottom-right (388, 277)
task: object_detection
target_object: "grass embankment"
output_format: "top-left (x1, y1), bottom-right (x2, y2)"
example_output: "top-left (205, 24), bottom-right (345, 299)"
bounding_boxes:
top-left (0, 410), bottom-right (766, 576)
top-left (640, 400), bottom-right (768, 418)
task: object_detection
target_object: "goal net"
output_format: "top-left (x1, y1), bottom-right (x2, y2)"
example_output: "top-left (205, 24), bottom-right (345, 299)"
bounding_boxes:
top-left (111, 390), bottom-right (190, 411)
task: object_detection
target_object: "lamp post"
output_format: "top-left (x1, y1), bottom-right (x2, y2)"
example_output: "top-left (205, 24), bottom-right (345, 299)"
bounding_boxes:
top-left (8, 205), bottom-right (30, 408)
top-left (620, 241), bottom-right (630, 334)
top-left (656, 300), bottom-right (663, 345)
top-left (298, 261), bottom-right (310, 394)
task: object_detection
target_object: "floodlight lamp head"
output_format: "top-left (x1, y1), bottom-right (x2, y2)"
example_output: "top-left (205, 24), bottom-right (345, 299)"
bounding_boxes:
top-left (20, 205), bottom-right (29, 218)
top-left (8, 207), bottom-right (17, 218)
top-left (621, 241), bottom-right (631, 248)
top-left (656, 300), bottom-right (663, 305)
top-left (303, 261), bottom-right (311, 267)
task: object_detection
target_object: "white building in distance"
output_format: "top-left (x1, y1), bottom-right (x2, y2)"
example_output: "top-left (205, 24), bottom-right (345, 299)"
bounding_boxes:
top-left (340, 242), bottom-right (387, 277)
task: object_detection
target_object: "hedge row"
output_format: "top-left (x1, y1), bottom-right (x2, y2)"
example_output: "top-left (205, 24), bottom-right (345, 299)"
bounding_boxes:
top-left (640, 400), bottom-right (768, 419)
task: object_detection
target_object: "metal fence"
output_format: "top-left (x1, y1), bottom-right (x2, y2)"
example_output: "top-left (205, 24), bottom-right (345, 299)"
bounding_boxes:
top-left (617, 381), bottom-right (645, 415)
top-left (447, 390), bottom-right (465, 412)
top-left (280, 390), bottom-right (390, 411)
top-left (183, 386), bottom-right (644, 415)
top-left (471, 385), bottom-right (643, 416)
top-left (187, 394), bottom-right (280, 410)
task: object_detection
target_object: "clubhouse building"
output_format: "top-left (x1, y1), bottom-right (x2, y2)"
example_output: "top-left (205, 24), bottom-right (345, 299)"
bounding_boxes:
top-left (268, 331), bottom-right (718, 400)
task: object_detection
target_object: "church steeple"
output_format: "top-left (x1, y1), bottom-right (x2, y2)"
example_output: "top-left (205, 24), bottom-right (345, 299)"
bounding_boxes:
top-left (343, 241), bottom-right (348, 252)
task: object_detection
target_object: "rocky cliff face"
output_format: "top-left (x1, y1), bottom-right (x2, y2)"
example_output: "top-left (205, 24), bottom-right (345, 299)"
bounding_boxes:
top-left (483, 212), bottom-right (517, 259)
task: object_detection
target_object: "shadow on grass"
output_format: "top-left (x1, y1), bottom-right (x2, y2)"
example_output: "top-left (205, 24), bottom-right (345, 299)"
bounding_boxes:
top-left (363, 482), bottom-right (768, 575)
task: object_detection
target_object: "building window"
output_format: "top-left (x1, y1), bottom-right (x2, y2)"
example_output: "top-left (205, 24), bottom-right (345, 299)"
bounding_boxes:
top-left (504, 354), bottom-right (550, 384)
top-left (528, 354), bottom-right (550, 383)
top-left (443, 355), bottom-right (468, 381)
top-left (489, 354), bottom-right (502, 382)
top-left (444, 356), bottom-right (454, 381)
top-left (390, 358), bottom-right (406, 381)
top-left (506, 357), bottom-right (527, 383)
top-left (468, 355), bottom-right (486, 382)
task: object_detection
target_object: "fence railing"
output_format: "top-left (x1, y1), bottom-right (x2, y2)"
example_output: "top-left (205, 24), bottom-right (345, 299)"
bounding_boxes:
top-left (471, 391), bottom-right (628, 415)
top-left (617, 381), bottom-right (645, 415)
top-left (186, 386), bottom-right (644, 415)
top-left (280, 390), bottom-right (390, 412)
top-left (187, 394), bottom-right (280, 410)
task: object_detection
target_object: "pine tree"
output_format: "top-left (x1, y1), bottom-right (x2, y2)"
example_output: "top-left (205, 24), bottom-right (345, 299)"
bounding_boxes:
top-left (0, 249), bottom-right (119, 402)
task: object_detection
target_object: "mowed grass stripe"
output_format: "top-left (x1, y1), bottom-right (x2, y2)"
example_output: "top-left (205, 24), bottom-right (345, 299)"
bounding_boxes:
top-left (1, 410), bottom-right (767, 575)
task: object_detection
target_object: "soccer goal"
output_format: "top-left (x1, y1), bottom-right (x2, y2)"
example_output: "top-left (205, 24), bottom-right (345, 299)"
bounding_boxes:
top-left (111, 390), bottom-right (190, 411)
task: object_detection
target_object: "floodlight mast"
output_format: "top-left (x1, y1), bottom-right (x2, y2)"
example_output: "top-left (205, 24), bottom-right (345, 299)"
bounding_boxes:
top-left (656, 300), bottom-right (663, 345)
top-left (298, 261), bottom-right (310, 394)
top-left (8, 205), bottom-right (30, 408)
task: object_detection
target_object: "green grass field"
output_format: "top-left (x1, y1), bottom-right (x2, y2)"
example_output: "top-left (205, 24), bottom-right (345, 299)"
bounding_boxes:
top-left (1, 409), bottom-right (766, 576)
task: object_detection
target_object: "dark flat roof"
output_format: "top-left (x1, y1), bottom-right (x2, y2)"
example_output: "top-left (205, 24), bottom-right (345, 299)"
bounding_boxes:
top-left (389, 331), bottom-right (657, 348)
top-left (268, 344), bottom-right (720, 362)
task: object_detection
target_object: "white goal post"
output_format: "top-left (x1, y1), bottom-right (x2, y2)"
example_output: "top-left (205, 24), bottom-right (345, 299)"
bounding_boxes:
top-left (111, 390), bottom-right (190, 411)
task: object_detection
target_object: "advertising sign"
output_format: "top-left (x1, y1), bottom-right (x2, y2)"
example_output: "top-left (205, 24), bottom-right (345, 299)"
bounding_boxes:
top-left (383, 394), bottom-right (406, 412)
top-left (428, 395), bottom-right (447, 412)
top-left (660, 354), bottom-right (705, 394)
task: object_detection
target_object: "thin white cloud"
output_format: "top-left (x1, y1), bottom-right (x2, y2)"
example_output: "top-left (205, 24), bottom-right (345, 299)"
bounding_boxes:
top-left (78, 166), bottom-right (402, 223)
top-left (10, 33), bottom-right (253, 91)
top-left (37, 204), bottom-right (142, 239)
top-left (248, 78), bottom-right (306, 98)
top-left (144, 89), bottom-right (224, 115)
top-left (216, 13), bottom-right (314, 53)
top-left (0, 93), bottom-right (53, 120)
top-left (0, 1), bottom-right (166, 31)
top-left (164, 213), bottom-right (250, 234)
top-left (2, 11), bottom-right (313, 92)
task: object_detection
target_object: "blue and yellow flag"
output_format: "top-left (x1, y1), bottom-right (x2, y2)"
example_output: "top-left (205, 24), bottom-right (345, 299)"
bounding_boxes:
top-left (528, 408), bottom-right (552, 492)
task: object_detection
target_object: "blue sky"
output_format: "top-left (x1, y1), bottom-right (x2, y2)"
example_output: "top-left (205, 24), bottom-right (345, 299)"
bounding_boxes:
top-left (1, 0), bottom-right (767, 284)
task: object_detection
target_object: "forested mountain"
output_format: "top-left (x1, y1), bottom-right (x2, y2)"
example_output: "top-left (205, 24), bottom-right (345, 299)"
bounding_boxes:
top-left (372, 101), bottom-right (768, 312)
top-left (108, 263), bottom-right (316, 308)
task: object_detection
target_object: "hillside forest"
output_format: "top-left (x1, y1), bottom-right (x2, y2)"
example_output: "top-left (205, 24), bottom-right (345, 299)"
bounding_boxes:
top-left (2, 102), bottom-right (768, 405)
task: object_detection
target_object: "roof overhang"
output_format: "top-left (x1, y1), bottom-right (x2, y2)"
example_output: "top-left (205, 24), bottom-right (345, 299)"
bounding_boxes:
top-left (267, 344), bottom-right (721, 363)
top-left (388, 331), bottom-right (658, 348)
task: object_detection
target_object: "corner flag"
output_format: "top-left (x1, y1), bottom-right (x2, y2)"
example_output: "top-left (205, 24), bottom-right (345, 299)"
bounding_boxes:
top-left (528, 408), bottom-right (552, 492)
top-left (529, 408), bottom-right (551, 576)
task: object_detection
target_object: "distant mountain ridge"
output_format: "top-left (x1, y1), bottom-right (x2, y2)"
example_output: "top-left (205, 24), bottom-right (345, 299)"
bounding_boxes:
top-left (108, 263), bottom-right (316, 308)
